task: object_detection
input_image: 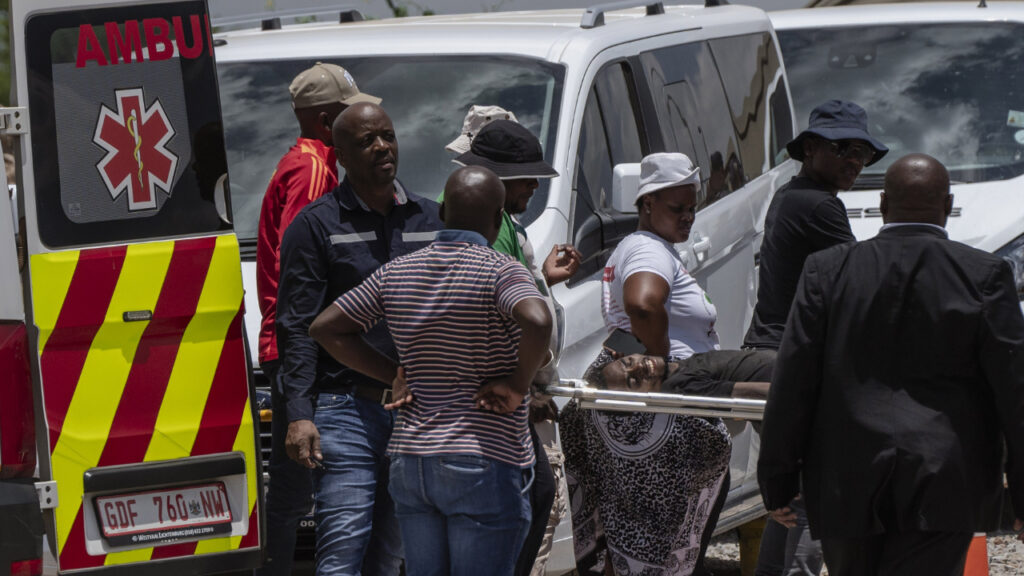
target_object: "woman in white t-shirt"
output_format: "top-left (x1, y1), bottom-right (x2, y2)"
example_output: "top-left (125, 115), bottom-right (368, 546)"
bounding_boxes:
top-left (560, 153), bottom-right (732, 576)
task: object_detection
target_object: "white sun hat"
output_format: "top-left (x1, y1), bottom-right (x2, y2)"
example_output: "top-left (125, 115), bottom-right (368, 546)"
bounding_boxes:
top-left (637, 152), bottom-right (701, 199)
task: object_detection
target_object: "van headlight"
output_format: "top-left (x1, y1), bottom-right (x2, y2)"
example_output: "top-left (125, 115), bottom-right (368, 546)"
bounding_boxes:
top-left (995, 234), bottom-right (1024, 300)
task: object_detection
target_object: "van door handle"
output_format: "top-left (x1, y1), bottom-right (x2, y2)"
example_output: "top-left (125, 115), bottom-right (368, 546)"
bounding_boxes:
top-left (692, 235), bottom-right (711, 262)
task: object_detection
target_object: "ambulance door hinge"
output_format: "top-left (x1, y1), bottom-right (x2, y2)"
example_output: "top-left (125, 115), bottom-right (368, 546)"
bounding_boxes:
top-left (35, 480), bottom-right (58, 510)
top-left (0, 107), bottom-right (28, 136)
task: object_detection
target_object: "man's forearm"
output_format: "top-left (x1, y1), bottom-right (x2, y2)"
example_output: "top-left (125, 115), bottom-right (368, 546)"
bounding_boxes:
top-left (309, 302), bottom-right (396, 385)
top-left (509, 298), bottom-right (553, 395)
top-left (732, 381), bottom-right (770, 399)
top-left (318, 332), bottom-right (398, 385)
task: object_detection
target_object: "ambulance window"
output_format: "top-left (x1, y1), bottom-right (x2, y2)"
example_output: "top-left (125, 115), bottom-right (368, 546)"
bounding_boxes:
top-left (24, 1), bottom-right (230, 248)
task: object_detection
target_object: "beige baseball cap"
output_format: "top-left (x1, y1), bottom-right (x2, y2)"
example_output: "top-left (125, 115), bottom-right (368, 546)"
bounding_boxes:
top-left (445, 105), bottom-right (519, 154)
top-left (289, 62), bottom-right (381, 110)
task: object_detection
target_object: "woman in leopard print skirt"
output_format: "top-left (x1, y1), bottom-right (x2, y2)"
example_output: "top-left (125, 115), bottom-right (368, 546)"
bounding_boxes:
top-left (559, 153), bottom-right (731, 575)
top-left (560, 351), bottom-right (731, 575)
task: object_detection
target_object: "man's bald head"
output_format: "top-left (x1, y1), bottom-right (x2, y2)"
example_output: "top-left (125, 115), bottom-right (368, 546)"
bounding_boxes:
top-left (332, 102), bottom-right (390, 144)
top-left (881, 153), bottom-right (952, 227)
top-left (442, 166), bottom-right (505, 243)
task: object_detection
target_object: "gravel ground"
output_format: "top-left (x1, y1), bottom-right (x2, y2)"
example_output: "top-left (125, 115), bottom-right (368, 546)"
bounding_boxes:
top-left (988, 533), bottom-right (1024, 575)
top-left (704, 531), bottom-right (1024, 576)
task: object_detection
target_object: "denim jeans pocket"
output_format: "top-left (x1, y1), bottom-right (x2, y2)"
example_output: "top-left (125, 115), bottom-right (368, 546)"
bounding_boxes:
top-left (520, 466), bottom-right (535, 496)
top-left (315, 392), bottom-right (355, 411)
top-left (438, 454), bottom-right (491, 475)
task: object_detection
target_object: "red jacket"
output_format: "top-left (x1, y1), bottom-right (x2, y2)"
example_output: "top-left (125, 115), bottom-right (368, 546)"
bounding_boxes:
top-left (256, 137), bottom-right (337, 364)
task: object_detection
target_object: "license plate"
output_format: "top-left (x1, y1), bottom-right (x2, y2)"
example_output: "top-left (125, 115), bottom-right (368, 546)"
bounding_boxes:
top-left (95, 482), bottom-right (233, 547)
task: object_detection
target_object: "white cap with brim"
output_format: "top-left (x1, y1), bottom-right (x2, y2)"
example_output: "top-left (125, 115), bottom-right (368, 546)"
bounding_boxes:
top-left (637, 152), bottom-right (701, 199)
top-left (445, 105), bottom-right (519, 155)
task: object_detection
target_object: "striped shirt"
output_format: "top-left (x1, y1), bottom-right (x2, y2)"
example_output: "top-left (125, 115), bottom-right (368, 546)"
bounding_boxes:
top-left (333, 229), bottom-right (543, 467)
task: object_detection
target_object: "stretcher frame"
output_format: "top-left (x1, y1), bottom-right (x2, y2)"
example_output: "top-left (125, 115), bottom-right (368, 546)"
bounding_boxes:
top-left (546, 380), bottom-right (766, 420)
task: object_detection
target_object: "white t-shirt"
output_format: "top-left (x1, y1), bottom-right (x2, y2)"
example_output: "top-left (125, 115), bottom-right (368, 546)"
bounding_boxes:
top-left (602, 231), bottom-right (719, 359)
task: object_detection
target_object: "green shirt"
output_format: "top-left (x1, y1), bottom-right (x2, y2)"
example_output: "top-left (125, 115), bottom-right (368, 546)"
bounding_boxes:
top-left (493, 210), bottom-right (527, 268)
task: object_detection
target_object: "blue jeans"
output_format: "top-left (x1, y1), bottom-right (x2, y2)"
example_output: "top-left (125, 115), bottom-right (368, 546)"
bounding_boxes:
top-left (256, 361), bottom-right (314, 576)
top-left (389, 454), bottom-right (533, 576)
top-left (313, 391), bottom-right (403, 576)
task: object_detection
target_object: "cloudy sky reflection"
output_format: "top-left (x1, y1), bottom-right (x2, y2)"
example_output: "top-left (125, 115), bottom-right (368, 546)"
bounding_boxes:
top-left (218, 57), bottom-right (561, 240)
top-left (779, 22), bottom-right (1024, 183)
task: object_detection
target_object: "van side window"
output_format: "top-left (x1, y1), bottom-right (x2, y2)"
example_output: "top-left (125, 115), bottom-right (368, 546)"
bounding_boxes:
top-left (576, 88), bottom-right (613, 227)
top-left (770, 77), bottom-right (794, 166)
top-left (571, 62), bottom-right (645, 282)
top-left (575, 62), bottom-right (645, 223)
top-left (708, 32), bottom-right (782, 181)
top-left (594, 63), bottom-right (645, 178)
top-left (640, 42), bottom-right (742, 208)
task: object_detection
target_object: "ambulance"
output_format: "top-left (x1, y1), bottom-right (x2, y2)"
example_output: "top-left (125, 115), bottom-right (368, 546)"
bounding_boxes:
top-left (1, 0), bottom-right (263, 573)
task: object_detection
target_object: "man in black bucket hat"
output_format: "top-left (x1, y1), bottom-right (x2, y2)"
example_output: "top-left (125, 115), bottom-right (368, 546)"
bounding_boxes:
top-left (744, 100), bottom-right (887, 576)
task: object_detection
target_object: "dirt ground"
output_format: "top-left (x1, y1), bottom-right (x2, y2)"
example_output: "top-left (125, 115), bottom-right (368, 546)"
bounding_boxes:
top-left (704, 531), bottom-right (1024, 576)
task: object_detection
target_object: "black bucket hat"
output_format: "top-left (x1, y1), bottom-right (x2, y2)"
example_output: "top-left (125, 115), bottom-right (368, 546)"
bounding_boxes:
top-left (454, 120), bottom-right (559, 180)
top-left (787, 100), bottom-right (888, 166)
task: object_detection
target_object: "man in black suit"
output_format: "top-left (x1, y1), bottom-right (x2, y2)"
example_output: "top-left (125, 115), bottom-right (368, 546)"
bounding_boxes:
top-left (757, 153), bottom-right (1024, 575)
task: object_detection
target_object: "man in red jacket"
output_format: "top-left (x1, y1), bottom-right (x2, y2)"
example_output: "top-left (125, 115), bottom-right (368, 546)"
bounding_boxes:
top-left (254, 62), bottom-right (379, 576)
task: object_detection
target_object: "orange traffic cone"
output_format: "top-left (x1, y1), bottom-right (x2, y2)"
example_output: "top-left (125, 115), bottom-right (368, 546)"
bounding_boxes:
top-left (962, 533), bottom-right (988, 576)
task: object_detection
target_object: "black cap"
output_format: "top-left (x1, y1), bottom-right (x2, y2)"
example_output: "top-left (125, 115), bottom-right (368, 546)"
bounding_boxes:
top-left (454, 120), bottom-right (558, 180)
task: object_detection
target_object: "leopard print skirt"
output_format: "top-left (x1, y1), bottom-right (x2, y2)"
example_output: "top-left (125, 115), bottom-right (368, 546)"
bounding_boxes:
top-left (559, 355), bottom-right (731, 576)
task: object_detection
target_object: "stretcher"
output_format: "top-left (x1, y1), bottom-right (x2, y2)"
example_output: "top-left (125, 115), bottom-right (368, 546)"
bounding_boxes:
top-left (546, 380), bottom-right (766, 420)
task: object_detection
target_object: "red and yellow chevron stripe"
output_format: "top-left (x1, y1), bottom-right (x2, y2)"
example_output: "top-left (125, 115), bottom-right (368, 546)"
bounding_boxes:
top-left (29, 235), bottom-right (259, 571)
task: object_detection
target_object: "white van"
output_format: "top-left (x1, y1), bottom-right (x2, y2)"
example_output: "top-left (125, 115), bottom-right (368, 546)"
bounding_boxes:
top-left (214, 1), bottom-right (798, 566)
top-left (771, 3), bottom-right (1024, 300)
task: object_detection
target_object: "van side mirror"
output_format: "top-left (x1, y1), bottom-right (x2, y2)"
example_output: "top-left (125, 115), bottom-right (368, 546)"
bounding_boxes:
top-left (611, 163), bottom-right (641, 213)
top-left (215, 174), bottom-right (233, 226)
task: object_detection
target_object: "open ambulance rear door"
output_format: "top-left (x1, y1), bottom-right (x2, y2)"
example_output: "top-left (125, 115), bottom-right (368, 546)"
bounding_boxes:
top-left (10, 0), bottom-right (263, 573)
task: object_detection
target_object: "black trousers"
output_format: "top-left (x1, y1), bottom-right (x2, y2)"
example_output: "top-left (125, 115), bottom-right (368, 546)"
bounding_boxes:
top-left (821, 531), bottom-right (973, 576)
top-left (514, 422), bottom-right (556, 576)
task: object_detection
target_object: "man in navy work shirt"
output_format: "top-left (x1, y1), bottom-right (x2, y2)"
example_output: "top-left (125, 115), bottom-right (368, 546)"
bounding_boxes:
top-left (309, 166), bottom-right (553, 576)
top-left (277, 101), bottom-right (443, 575)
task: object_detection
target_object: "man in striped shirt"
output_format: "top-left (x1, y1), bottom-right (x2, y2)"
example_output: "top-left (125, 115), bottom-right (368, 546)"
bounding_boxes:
top-left (310, 166), bottom-right (553, 576)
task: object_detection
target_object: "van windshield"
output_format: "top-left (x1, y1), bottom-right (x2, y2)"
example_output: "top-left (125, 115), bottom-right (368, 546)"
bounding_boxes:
top-left (778, 22), bottom-right (1024, 188)
top-left (217, 56), bottom-right (564, 245)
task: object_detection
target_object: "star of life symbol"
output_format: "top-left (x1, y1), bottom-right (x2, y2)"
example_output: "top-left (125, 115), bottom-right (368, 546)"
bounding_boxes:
top-left (93, 88), bottom-right (178, 211)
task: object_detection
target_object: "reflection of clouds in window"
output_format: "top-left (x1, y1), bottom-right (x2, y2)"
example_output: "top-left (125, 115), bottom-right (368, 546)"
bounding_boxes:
top-left (364, 64), bottom-right (553, 203)
top-left (219, 58), bottom-right (562, 240)
top-left (919, 104), bottom-right (980, 165)
top-left (780, 24), bottom-right (1024, 181)
top-left (358, 63), bottom-right (556, 219)
top-left (218, 65), bottom-right (295, 240)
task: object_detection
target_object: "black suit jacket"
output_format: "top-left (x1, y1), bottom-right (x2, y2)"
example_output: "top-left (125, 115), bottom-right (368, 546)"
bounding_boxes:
top-left (757, 224), bottom-right (1024, 538)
